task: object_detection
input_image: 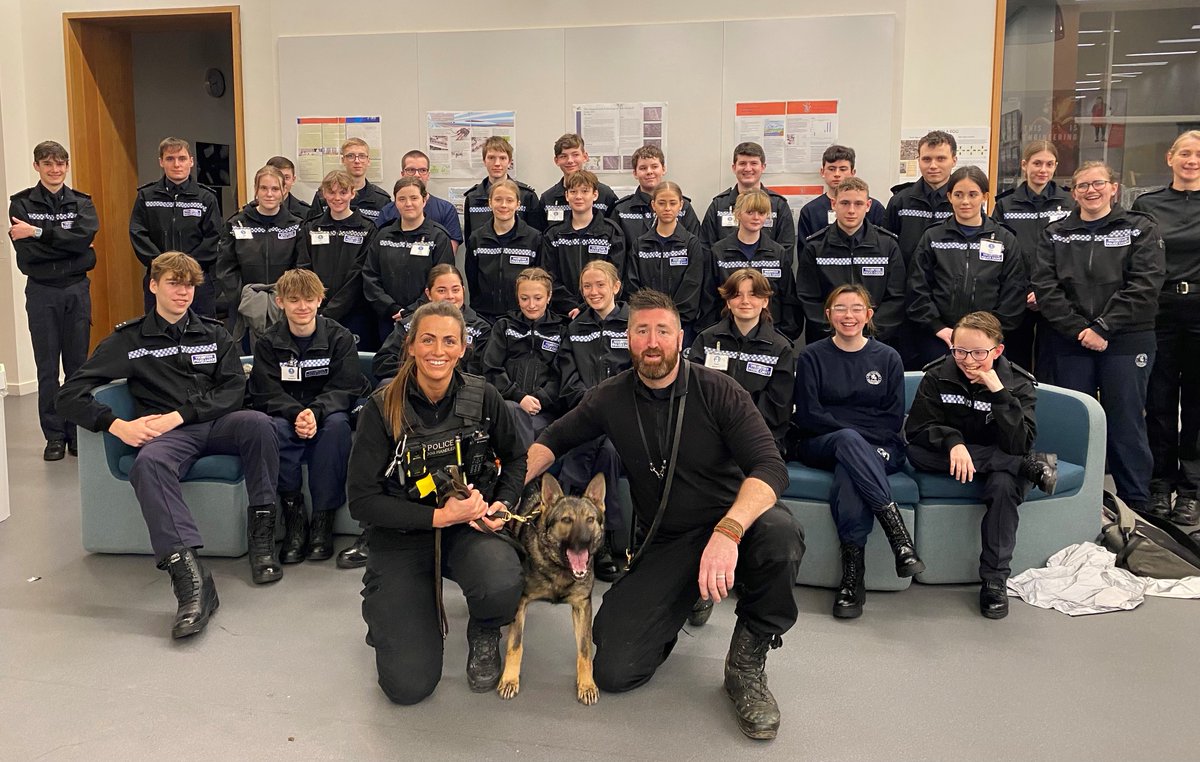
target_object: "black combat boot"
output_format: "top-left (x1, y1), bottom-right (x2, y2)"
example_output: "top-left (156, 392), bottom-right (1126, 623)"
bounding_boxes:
top-left (308, 510), bottom-right (336, 561)
top-left (1172, 495), bottom-right (1200, 526)
top-left (689, 597), bottom-right (714, 627)
top-left (337, 532), bottom-right (369, 569)
top-left (723, 620), bottom-right (782, 740)
top-left (1019, 451), bottom-right (1059, 495)
top-left (279, 492), bottom-right (308, 564)
top-left (833, 544), bottom-right (866, 619)
top-left (466, 618), bottom-right (502, 693)
top-left (873, 502), bottom-right (925, 577)
top-left (979, 578), bottom-right (1009, 619)
top-left (593, 531), bottom-right (622, 583)
top-left (248, 506), bottom-right (283, 584)
top-left (163, 548), bottom-right (219, 639)
top-left (1147, 489), bottom-right (1173, 520)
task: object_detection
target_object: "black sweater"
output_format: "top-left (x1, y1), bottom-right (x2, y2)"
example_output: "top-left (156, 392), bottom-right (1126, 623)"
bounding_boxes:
top-left (538, 363), bottom-right (789, 539)
top-left (1131, 185), bottom-right (1200, 285)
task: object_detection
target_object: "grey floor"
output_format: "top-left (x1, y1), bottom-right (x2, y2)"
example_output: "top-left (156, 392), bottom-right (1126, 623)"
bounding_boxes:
top-left (2, 390), bottom-right (1199, 761)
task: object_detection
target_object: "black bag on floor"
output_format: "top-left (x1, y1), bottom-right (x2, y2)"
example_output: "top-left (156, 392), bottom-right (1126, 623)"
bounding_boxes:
top-left (1099, 491), bottom-right (1200, 579)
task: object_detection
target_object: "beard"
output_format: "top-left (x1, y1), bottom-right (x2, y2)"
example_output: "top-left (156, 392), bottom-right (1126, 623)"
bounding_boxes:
top-left (632, 346), bottom-right (680, 381)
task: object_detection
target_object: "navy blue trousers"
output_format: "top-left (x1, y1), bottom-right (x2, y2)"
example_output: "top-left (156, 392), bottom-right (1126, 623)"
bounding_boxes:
top-left (273, 411), bottom-right (352, 512)
top-left (130, 410), bottom-right (279, 562)
top-left (25, 278), bottom-right (91, 444)
top-left (1045, 330), bottom-right (1153, 505)
top-left (796, 429), bottom-right (903, 547)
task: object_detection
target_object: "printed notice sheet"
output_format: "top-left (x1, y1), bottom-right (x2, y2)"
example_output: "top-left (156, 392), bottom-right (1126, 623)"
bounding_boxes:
top-left (734, 101), bottom-right (838, 173)
top-left (573, 102), bottom-right (667, 172)
top-left (296, 116), bottom-right (383, 184)
top-left (898, 126), bottom-right (990, 184)
top-left (427, 111), bottom-right (517, 178)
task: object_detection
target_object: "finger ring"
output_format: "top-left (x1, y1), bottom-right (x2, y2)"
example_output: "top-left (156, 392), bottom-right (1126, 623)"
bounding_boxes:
top-left (716, 574), bottom-right (726, 578)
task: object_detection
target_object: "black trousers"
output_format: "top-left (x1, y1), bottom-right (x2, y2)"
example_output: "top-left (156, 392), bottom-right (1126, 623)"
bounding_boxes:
top-left (25, 278), bottom-right (91, 444)
top-left (1147, 293), bottom-right (1200, 498)
top-left (591, 505), bottom-right (803, 693)
top-left (907, 442), bottom-right (1030, 581)
top-left (361, 525), bottom-right (523, 705)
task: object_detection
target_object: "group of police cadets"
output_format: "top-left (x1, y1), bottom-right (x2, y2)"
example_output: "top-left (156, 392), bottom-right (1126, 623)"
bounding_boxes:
top-left (8, 125), bottom-right (1200, 639)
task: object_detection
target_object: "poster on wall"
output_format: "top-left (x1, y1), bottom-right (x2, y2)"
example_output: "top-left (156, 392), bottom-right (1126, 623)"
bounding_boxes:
top-left (896, 126), bottom-right (989, 185)
top-left (427, 111), bottom-right (517, 178)
top-left (573, 102), bottom-right (668, 172)
top-left (734, 100), bottom-right (839, 173)
top-left (771, 184), bottom-right (827, 223)
top-left (295, 116), bottom-right (383, 184)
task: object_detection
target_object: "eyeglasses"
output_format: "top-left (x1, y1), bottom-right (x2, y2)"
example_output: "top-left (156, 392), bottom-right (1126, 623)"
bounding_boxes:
top-left (830, 305), bottom-right (868, 315)
top-left (950, 346), bottom-right (996, 361)
top-left (1074, 180), bottom-right (1111, 192)
top-left (342, 153), bottom-right (369, 162)
top-left (402, 167), bottom-right (431, 176)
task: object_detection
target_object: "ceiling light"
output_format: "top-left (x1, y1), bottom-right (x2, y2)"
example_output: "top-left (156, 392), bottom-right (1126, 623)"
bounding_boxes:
top-left (1075, 95), bottom-right (1086, 100)
top-left (1158, 38), bottom-right (1200, 44)
top-left (1127, 50), bottom-right (1196, 56)
top-left (1113, 62), bottom-right (1168, 66)
top-left (1079, 29), bottom-right (1119, 34)
top-left (1076, 80), bottom-right (1102, 84)
top-left (1078, 43), bottom-right (1097, 47)
top-left (1075, 87), bottom-right (1100, 92)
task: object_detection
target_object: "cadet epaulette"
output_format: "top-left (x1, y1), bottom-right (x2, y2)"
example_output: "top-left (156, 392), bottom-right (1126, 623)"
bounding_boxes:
top-left (921, 355), bottom-right (948, 372)
top-left (115, 315), bottom-right (147, 331)
top-left (1007, 361), bottom-right (1038, 386)
top-left (994, 187), bottom-right (1016, 200)
top-left (71, 189), bottom-right (92, 200)
top-left (136, 181), bottom-right (156, 192)
top-left (197, 182), bottom-right (220, 197)
top-left (874, 225), bottom-right (899, 241)
top-left (196, 314), bottom-right (225, 327)
top-left (804, 228), bottom-right (828, 243)
top-left (890, 181), bottom-right (916, 194)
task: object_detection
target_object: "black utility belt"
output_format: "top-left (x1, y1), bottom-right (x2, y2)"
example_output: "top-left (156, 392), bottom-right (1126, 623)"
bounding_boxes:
top-left (1164, 281), bottom-right (1200, 295)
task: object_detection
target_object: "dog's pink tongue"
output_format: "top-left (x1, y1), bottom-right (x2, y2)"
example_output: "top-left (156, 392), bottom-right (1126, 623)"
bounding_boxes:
top-left (567, 548), bottom-right (590, 575)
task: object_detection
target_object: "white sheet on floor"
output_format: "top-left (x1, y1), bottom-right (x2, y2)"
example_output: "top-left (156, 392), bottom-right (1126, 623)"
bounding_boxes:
top-left (1006, 542), bottom-right (1200, 616)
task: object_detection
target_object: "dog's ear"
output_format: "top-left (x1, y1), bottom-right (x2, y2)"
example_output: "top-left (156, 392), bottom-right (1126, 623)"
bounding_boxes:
top-left (583, 473), bottom-right (606, 515)
top-left (541, 473), bottom-right (564, 506)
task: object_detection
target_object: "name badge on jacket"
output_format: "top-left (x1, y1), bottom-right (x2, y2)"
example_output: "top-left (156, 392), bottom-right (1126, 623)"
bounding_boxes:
top-left (310, 231), bottom-right (330, 245)
top-left (411, 242), bottom-right (431, 257)
top-left (979, 239), bottom-right (1004, 262)
top-left (233, 227), bottom-right (253, 240)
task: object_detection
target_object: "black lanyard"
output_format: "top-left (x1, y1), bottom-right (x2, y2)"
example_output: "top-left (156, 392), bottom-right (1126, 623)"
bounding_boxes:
top-left (633, 369), bottom-right (680, 481)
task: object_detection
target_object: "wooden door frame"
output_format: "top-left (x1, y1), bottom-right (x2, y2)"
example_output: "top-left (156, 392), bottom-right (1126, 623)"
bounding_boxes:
top-left (989, 0), bottom-right (1007, 198)
top-left (62, 6), bottom-right (245, 343)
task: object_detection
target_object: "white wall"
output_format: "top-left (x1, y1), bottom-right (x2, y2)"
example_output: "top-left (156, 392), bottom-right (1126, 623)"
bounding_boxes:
top-left (0, 0), bottom-right (998, 392)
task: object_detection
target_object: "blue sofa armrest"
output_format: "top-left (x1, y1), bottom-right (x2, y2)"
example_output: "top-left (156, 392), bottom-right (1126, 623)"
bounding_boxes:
top-left (92, 381), bottom-right (137, 480)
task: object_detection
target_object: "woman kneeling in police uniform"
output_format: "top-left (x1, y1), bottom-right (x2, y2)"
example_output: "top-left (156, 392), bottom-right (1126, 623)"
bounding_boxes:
top-left (347, 300), bottom-right (527, 704)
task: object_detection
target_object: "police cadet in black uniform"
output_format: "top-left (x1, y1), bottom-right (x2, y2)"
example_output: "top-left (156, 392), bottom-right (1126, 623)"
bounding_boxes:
top-left (248, 269), bottom-right (370, 565)
top-left (706, 189), bottom-right (801, 339)
top-left (991, 140), bottom-right (1072, 374)
top-left (907, 166), bottom-right (1027, 368)
top-left (480, 267), bottom-right (566, 449)
top-left (797, 176), bottom-right (906, 346)
top-left (8, 140), bottom-right (99, 461)
top-left (691, 268), bottom-right (796, 456)
top-left (307, 137), bottom-right (391, 225)
top-left (559, 260), bottom-right (631, 580)
top-left (796, 145), bottom-right (886, 241)
top-left (884, 130), bottom-right (957, 369)
top-left (215, 166), bottom-right (303, 337)
top-left (362, 177), bottom-right (455, 342)
top-left (462, 136), bottom-right (544, 243)
top-left (539, 133), bottom-right (619, 222)
top-left (699, 142), bottom-right (796, 260)
top-left (464, 179), bottom-right (544, 323)
top-left (905, 312), bottom-right (1058, 620)
top-left (347, 300), bottom-right (527, 704)
top-left (626, 181), bottom-right (706, 345)
top-left (129, 137), bottom-right (222, 316)
top-left (56, 252), bottom-right (280, 639)
top-left (375, 264), bottom-right (492, 381)
top-left (1033, 161), bottom-right (1165, 513)
top-left (611, 145), bottom-right (701, 257)
top-left (528, 289), bottom-right (803, 741)
top-left (542, 170), bottom-right (626, 318)
top-left (264, 156), bottom-right (312, 219)
top-left (1133, 130), bottom-right (1200, 524)
top-left (296, 170), bottom-right (378, 349)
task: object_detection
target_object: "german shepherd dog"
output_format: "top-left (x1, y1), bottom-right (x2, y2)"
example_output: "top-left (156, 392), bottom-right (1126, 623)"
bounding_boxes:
top-left (497, 473), bottom-right (606, 705)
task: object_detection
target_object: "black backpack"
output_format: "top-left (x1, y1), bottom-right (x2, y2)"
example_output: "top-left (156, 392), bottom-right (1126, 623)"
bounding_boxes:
top-left (1099, 491), bottom-right (1200, 579)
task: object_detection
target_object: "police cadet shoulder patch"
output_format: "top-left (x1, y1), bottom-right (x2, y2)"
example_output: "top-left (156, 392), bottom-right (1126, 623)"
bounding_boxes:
top-left (114, 315), bottom-right (146, 331)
